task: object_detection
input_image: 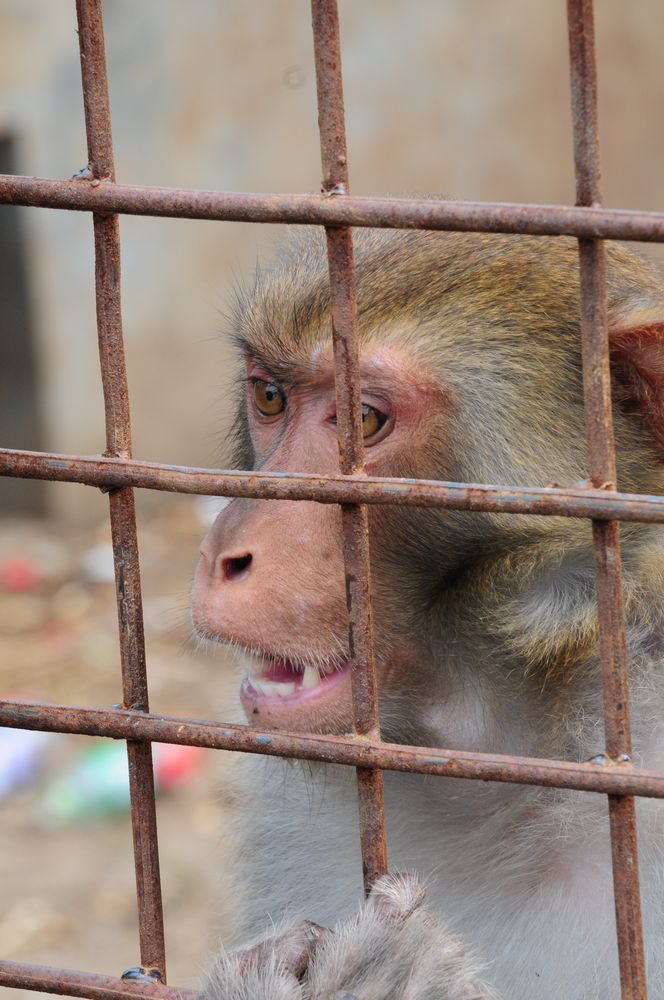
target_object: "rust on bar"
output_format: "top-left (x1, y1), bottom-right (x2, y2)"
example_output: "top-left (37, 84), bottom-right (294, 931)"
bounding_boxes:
top-left (7, 174), bottom-right (664, 243)
top-left (609, 796), bottom-right (648, 1000)
top-left (310, 0), bottom-right (350, 198)
top-left (0, 961), bottom-right (197, 1000)
top-left (325, 237), bottom-right (382, 736)
top-left (3, 699), bottom-right (664, 798)
top-left (75, 0), bottom-right (166, 979)
top-left (311, 0), bottom-right (387, 892)
top-left (567, 2), bottom-right (647, 997)
top-left (4, 447), bottom-right (664, 523)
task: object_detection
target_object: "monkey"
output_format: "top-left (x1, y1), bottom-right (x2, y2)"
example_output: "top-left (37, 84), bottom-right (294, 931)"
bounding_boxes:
top-left (191, 228), bottom-right (664, 999)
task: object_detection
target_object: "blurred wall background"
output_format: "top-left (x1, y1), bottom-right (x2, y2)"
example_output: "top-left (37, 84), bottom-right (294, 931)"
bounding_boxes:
top-left (1, 0), bottom-right (664, 520)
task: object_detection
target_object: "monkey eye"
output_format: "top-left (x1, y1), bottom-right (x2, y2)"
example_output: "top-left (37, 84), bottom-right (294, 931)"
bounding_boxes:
top-left (253, 379), bottom-right (285, 417)
top-left (361, 403), bottom-right (387, 439)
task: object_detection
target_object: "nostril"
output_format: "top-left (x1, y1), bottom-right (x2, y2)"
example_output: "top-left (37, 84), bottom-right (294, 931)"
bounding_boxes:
top-left (222, 553), bottom-right (253, 581)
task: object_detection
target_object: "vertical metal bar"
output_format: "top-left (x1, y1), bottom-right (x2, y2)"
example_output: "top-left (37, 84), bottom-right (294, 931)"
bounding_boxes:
top-left (310, 0), bottom-right (388, 893)
top-left (567, 3), bottom-right (647, 997)
top-left (75, 0), bottom-right (166, 979)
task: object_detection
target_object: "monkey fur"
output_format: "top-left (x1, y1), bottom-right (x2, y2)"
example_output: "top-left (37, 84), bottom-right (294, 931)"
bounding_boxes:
top-left (193, 230), bottom-right (664, 999)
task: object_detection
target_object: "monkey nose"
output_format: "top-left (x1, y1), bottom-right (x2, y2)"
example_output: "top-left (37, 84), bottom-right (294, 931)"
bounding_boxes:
top-left (217, 552), bottom-right (253, 582)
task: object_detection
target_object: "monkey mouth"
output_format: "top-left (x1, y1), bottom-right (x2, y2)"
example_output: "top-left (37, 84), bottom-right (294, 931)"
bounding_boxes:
top-left (240, 655), bottom-right (351, 707)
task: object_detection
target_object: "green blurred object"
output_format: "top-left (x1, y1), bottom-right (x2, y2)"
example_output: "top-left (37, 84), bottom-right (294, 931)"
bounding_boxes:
top-left (39, 741), bottom-right (130, 826)
top-left (38, 739), bottom-right (205, 826)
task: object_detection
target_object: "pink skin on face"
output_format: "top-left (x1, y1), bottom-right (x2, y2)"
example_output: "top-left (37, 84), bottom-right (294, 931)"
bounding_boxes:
top-left (193, 343), bottom-right (445, 734)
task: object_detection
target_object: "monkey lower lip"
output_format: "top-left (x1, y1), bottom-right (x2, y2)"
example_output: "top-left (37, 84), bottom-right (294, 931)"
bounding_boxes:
top-left (241, 659), bottom-right (351, 704)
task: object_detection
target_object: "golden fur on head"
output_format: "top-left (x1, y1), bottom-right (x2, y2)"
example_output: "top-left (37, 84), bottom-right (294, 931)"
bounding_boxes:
top-left (233, 229), bottom-right (664, 493)
top-left (233, 228), bottom-right (662, 359)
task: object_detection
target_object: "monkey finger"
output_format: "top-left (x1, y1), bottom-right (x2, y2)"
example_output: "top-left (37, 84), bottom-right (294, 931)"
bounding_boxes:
top-left (367, 873), bottom-right (447, 936)
top-left (203, 921), bottom-right (328, 1000)
top-left (304, 883), bottom-right (499, 1000)
top-left (366, 872), bottom-right (427, 924)
top-left (236, 919), bottom-right (329, 979)
top-left (203, 950), bottom-right (303, 1000)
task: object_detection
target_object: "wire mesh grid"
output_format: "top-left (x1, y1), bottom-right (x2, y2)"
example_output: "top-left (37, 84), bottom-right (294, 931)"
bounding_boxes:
top-left (0, 1), bottom-right (661, 997)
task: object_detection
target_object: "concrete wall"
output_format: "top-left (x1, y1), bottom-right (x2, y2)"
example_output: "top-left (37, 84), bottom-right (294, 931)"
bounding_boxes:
top-left (1, 0), bottom-right (664, 519)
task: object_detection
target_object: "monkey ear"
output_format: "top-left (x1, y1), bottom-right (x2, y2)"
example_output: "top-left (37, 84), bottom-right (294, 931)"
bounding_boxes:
top-left (610, 316), bottom-right (664, 448)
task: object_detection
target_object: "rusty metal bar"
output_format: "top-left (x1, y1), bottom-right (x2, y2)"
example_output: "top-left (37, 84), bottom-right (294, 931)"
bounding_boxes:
top-left (4, 699), bottom-right (664, 798)
top-left (0, 961), bottom-right (196, 1000)
top-left (310, 0), bottom-right (388, 894)
top-left (567, 3), bottom-right (647, 997)
top-left (5, 447), bottom-right (664, 522)
top-left (75, 0), bottom-right (166, 979)
top-left (7, 174), bottom-right (664, 242)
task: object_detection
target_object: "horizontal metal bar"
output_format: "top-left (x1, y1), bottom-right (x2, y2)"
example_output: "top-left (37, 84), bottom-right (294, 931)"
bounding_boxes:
top-left (1, 700), bottom-right (663, 797)
top-left (2, 448), bottom-right (664, 522)
top-left (0, 961), bottom-right (196, 1000)
top-left (3, 174), bottom-right (664, 242)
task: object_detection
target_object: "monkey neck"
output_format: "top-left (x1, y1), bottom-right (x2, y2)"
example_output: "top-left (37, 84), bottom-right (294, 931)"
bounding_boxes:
top-left (397, 522), bottom-right (664, 764)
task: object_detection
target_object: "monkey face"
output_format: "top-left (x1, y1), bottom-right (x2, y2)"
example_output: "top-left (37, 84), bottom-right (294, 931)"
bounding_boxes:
top-left (192, 229), bottom-right (664, 743)
top-left (192, 343), bottom-right (442, 735)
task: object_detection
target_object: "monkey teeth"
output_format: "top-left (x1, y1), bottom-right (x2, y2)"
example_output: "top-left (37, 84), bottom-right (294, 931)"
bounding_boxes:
top-left (243, 659), bottom-right (324, 700)
top-left (248, 678), bottom-right (297, 698)
top-left (240, 655), bottom-right (350, 705)
top-left (301, 665), bottom-right (322, 689)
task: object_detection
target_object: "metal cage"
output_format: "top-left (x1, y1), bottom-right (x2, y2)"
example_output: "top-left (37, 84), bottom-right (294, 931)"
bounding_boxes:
top-left (0, 2), bottom-right (662, 998)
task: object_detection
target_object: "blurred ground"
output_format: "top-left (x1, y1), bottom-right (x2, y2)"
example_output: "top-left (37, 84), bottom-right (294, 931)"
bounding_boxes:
top-left (0, 496), bottom-right (242, 996)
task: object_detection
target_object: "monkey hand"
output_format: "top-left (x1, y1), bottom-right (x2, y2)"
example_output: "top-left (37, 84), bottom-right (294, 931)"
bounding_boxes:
top-left (204, 874), bottom-right (499, 1000)
top-left (202, 919), bottom-right (327, 1000)
top-left (304, 873), bottom-right (499, 999)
